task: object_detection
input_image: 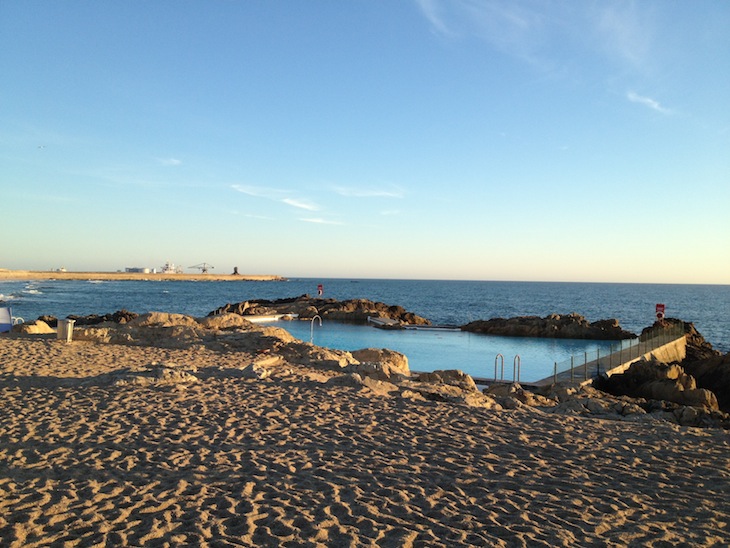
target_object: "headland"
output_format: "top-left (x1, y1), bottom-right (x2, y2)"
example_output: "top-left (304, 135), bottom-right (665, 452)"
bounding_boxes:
top-left (0, 269), bottom-right (285, 282)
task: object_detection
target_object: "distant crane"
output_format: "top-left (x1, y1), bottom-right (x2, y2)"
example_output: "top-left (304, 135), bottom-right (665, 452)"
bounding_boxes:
top-left (189, 263), bottom-right (214, 274)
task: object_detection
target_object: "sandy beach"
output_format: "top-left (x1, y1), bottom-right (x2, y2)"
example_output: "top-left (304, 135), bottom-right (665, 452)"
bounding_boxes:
top-left (1, 334), bottom-right (729, 547)
top-left (0, 269), bottom-right (284, 282)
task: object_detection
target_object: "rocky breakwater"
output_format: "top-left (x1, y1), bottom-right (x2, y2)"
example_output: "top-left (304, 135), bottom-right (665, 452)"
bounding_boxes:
top-left (461, 313), bottom-right (635, 340)
top-left (596, 319), bottom-right (730, 418)
top-left (208, 295), bottom-right (431, 327)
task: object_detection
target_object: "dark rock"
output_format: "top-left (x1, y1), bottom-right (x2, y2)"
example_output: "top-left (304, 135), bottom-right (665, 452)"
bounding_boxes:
top-left (67, 309), bottom-right (139, 326)
top-left (683, 352), bottom-right (730, 413)
top-left (461, 313), bottom-right (635, 340)
top-left (37, 315), bottom-right (58, 327)
top-left (593, 358), bottom-right (719, 411)
top-left (208, 295), bottom-right (431, 326)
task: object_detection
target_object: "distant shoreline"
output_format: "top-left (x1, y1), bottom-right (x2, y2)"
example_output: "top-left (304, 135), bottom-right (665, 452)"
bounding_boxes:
top-left (0, 269), bottom-right (286, 282)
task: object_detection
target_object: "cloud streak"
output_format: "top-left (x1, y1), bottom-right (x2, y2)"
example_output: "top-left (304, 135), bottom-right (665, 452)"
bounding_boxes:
top-left (231, 184), bottom-right (321, 211)
top-left (158, 157), bottom-right (182, 166)
top-left (414, 0), bottom-right (454, 37)
top-left (414, 1), bottom-right (656, 74)
top-left (283, 198), bottom-right (319, 211)
top-left (231, 184), bottom-right (285, 199)
top-left (300, 218), bottom-right (343, 225)
top-left (627, 91), bottom-right (671, 114)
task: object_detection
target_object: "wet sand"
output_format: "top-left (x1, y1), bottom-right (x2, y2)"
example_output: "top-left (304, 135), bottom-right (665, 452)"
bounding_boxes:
top-left (1, 336), bottom-right (728, 546)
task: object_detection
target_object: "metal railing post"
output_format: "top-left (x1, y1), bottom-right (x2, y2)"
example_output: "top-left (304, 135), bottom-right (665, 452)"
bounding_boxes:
top-left (570, 355), bottom-right (574, 381)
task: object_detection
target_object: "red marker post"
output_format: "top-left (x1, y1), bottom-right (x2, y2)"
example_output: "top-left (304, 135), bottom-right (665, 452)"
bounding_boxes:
top-left (317, 284), bottom-right (323, 296)
top-left (656, 303), bottom-right (666, 321)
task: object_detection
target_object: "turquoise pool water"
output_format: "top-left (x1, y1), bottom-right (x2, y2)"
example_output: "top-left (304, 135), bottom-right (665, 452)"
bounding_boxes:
top-left (276, 320), bottom-right (615, 383)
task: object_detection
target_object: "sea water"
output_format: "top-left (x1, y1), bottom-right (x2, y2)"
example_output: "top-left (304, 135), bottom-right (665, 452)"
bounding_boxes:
top-left (2, 278), bottom-right (728, 380)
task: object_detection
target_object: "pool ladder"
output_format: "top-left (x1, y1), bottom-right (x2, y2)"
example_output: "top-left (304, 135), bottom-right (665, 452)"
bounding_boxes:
top-left (494, 353), bottom-right (521, 383)
top-left (310, 315), bottom-right (322, 343)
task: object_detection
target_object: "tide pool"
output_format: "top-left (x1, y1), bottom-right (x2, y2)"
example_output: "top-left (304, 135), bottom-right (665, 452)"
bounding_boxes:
top-left (275, 319), bottom-right (615, 383)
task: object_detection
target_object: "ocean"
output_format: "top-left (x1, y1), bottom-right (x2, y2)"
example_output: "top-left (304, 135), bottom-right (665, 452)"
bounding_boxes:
top-left (2, 278), bottom-right (728, 381)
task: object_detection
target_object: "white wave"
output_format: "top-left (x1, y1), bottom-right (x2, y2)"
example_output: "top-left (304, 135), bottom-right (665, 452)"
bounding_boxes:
top-left (22, 289), bottom-right (43, 295)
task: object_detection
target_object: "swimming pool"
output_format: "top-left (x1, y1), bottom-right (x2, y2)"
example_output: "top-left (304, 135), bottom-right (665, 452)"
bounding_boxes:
top-left (275, 319), bottom-right (615, 383)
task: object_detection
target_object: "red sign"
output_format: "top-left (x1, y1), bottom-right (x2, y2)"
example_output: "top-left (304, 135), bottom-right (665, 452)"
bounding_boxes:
top-left (317, 284), bottom-right (323, 296)
top-left (656, 303), bottom-right (665, 320)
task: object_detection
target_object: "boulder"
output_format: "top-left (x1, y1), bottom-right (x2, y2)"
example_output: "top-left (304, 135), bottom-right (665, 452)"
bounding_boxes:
top-left (281, 342), bottom-right (358, 370)
top-left (416, 369), bottom-right (478, 392)
top-left (344, 362), bottom-right (400, 382)
top-left (594, 358), bottom-right (720, 411)
top-left (197, 313), bottom-right (253, 330)
top-left (129, 312), bottom-right (199, 328)
top-left (682, 352), bottom-right (730, 412)
top-left (351, 348), bottom-right (409, 376)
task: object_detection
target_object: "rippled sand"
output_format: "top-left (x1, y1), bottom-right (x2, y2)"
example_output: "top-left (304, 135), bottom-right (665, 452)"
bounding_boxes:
top-left (1, 337), bottom-right (728, 547)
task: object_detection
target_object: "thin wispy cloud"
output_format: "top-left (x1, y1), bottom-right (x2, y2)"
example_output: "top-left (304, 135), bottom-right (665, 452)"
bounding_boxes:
top-left (158, 157), bottom-right (182, 166)
top-left (414, 0), bottom-right (454, 37)
top-left (232, 184), bottom-right (321, 212)
top-left (282, 198), bottom-right (319, 211)
top-left (231, 184), bottom-right (285, 199)
top-left (415, 1), bottom-right (655, 74)
top-left (627, 91), bottom-right (671, 114)
top-left (414, 0), bottom-right (553, 67)
top-left (300, 218), bottom-right (344, 225)
top-left (595, 3), bottom-right (650, 68)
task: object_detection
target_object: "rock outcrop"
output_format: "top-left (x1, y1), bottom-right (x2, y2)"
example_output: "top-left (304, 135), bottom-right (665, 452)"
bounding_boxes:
top-left (38, 309), bottom-right (139, 328)
top-left (540, 384), bottom-right (729, 428)
top-left (682, 353), bottom-right (730, 412)
top-left (644, 318), bottom-right (720, 362)
top-left (593, 358), bottom-right (719, 411)
top-left (208, 295), bottom-right (431, 327)
top-left (461, 313), bottom-right (635, 340)
top-left (595, 318), bottom-right (730, 415)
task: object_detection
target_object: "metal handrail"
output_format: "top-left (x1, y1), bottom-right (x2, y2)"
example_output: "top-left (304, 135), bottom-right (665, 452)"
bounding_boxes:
top-left (553, 323), bottom-right (685, 381)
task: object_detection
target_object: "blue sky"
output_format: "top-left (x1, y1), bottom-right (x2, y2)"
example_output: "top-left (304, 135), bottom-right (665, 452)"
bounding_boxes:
top-left (2, 1), bottom-right (728, 283)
